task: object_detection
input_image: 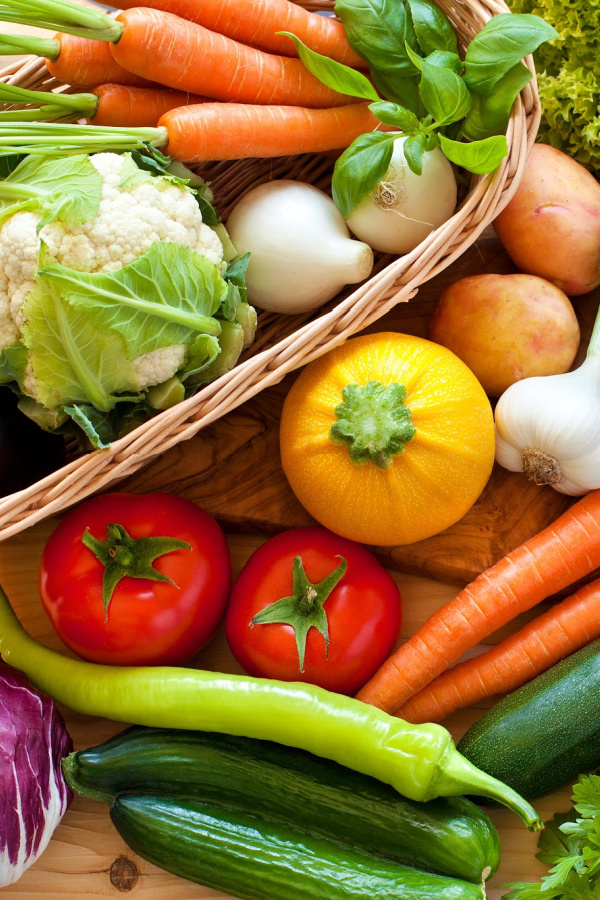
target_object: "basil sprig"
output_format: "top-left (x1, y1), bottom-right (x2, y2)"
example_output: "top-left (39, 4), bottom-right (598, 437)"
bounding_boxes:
top-left (278, 5), bottom-right (557, 216)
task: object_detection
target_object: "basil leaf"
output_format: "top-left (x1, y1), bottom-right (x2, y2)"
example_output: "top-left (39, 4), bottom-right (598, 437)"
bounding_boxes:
top-left (277, 31), bottom-right (380, 101)
top-left (461, 62), bottom-right (532, 141)
top-left (332, 132), bottom-right (396, 217)
top-left (405, 0), bottom-right (458, 55)
top-left (417, 56), bottom-right (472, 127)
top-left (403, 133), bottom-right (426, 175)
top-left (425, 50), bottom-right (462, 74)
top-left (335, 0), bottom-right (419, 79)
top-left (463, 13), bottom-right (558, 96)
top-left (370, 70), bottom-right (421, 113)
top-left (439, 133), bottom-right (508, 173)
top-left (369, 100), bottom-right (419, 131)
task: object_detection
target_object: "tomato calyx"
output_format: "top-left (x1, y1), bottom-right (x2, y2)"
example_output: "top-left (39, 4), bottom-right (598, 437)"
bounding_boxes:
top-left (82, 523), bottom-right (191, 618)
top-left (329, 381), bottom-right (416, 470)
top-left (249, 554), bottom-right (347, 672)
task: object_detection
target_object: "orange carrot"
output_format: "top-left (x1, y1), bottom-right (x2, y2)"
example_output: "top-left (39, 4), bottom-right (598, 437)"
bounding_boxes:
top-left (159, 100), bottom-right (383, 162)
top-left (396, 578), bottom-right (600, 724)
top-left (110, 7), bottom-right (357, 108)
top-left (355, 489), bottom-right (600, 713)
top-left (90, 84), bottom-right (206, 127)
top-left (116, 0), bottom-right (366, 68)
top-left (44, 34), bottom-right (152, 88)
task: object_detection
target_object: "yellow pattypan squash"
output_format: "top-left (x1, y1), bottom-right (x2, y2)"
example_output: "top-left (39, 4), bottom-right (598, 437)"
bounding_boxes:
top-left (279, 332), bottom-right (495, 546)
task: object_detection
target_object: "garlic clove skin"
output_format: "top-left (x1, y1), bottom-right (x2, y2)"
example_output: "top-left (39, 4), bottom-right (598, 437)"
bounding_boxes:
top-left (494, 360), bottom-right (600, 496)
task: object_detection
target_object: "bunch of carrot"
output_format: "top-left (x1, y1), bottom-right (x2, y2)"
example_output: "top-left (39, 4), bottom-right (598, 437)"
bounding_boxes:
top-left (0, 0), bottom-right (384, 159)
top-left (355, 488), bottom-right (600, 723)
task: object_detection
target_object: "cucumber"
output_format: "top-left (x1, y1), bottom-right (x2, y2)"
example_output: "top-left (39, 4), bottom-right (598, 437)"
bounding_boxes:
top-left (110, 793), bottom-right (486, 900)
top-left (63, 726), bottom-right (500, 883)
top-left (458, 638), bottom-right (600, 800)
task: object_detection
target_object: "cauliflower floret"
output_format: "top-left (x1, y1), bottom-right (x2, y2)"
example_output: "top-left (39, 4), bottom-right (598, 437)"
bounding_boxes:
top-left (132, 344), bottom-right (188, 390)
top-left (0, 152), bottom-right (225, 352)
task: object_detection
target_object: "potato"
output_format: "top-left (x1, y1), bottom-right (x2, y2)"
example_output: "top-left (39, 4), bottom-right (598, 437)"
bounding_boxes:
top-left (427, 273), bottom-right (580, 397)
top-left (493, 144), bottom-right (600, 295)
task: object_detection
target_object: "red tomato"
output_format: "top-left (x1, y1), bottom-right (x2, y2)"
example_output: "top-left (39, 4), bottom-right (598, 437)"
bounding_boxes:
top-left (39, 492), bottom-right (231, 666)
top-left (225, 527), bottom-right (401, 694)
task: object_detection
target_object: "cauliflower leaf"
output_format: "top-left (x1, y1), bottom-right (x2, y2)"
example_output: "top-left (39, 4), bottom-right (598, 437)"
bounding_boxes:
top-left (0, 155), bottom-right (103, 230)
top-left (21, 241), bottom-right (226, 415)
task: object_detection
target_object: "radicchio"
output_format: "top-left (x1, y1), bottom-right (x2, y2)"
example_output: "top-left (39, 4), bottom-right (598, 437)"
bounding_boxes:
top-left (0, 661), bottom-right (72, 887)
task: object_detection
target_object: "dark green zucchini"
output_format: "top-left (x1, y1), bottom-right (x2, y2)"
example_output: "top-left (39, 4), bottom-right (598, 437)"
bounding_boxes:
top-left (111, 793), bottom-right (486, 900)
top-left (458, 638), bottom-right (600, 800)
top-left (63, 726), bottom-right (500, 883)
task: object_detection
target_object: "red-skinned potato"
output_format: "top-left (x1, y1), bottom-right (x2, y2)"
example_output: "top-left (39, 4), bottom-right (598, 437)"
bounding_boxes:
top-left (493, 144), bottom-right (600, 295)
top-left (427, 273), bottom-right (580, 397)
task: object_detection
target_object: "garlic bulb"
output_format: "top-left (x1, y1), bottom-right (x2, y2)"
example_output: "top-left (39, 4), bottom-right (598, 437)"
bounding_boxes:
top-left (495, 317), bottom-right (600, 495)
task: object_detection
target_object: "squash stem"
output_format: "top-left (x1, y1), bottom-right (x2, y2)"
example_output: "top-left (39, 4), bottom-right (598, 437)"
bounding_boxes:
top-left (328, 380), bottom-right (416, 469)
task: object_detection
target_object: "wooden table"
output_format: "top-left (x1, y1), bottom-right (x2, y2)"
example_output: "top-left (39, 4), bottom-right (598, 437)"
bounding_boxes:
top-left (0, 520), bottom-right (575, 899)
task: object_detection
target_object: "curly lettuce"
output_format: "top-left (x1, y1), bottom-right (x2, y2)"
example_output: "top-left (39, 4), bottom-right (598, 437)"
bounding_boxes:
top-left (507, 0), bottom-right (600, 172)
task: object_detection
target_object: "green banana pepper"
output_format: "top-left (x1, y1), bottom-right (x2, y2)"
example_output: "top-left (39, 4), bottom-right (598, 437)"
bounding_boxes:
top-left (0, 584), bottom-right (542, 830)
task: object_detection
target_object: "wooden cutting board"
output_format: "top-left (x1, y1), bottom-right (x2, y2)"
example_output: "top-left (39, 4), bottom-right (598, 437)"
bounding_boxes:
top-left (119, 230), bottom-right (600, 587)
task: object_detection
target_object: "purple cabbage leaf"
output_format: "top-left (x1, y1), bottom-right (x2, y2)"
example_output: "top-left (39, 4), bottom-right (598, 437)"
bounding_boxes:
top-left (0, 661), bottom-right (72, 887)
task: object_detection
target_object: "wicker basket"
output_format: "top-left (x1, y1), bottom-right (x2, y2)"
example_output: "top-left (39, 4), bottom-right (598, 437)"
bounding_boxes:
top-left (0, 0), bottom-right (540, 540)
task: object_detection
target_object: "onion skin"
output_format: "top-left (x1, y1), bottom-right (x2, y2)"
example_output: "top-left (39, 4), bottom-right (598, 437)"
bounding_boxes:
top-left (346, 137), bottom-right (457, 255)
top-left (226, 180), bottom-right (374, 314)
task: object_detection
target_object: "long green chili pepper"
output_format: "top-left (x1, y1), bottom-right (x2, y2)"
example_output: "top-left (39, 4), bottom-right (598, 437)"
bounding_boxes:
top-left (0, 585), bottom-right (542, 830)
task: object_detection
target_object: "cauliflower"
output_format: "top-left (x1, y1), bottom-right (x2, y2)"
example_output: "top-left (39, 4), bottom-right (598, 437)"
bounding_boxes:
top-left (0, 152), bottom-right (225, 390)
top-left (0, 151), bottom-right (255, 448)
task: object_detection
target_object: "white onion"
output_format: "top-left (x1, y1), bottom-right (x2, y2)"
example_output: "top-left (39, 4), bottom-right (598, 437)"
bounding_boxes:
top-left (226, 180), bottom-right (374, 314)
top-left (346, 136), bottom-right (458, 255)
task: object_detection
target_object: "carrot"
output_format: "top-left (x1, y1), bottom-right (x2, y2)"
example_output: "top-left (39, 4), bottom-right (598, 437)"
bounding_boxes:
top-left (116, 0), bottom-right (366, 68)
top-left (109, 7), bottom-right (357, 108)
top-left (158, 100), bottom-right (383, 163)
top-left (0, 32), bottom-right (152, 89)
top-left (355, 488), bottom-right (600, 713)
top-left (46, 33), bottom-right (153, 88)
top-left (90, 84), bottom-right (206, 127)
top-left (395, 578), bottom-right (600, 724)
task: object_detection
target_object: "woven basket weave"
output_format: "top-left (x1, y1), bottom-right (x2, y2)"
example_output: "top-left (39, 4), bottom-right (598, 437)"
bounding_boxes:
top-left (0, 0), bottom-right (540, 540)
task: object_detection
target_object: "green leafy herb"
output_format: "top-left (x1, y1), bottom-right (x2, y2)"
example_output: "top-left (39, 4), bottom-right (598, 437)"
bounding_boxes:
top-left (368, 100), bottom-right (419, 131)
top-left (335, 0), bottom-right (419, 81)
top-left (461, 62), bottom-right (533, 140)
top-left (438, 133), bottom-right (508, 173)
top-left (463, 13), bottom-right (558, 96)
top-left (277, 31), bottom-right (379, 100)
top-left (331, 131), bottom-right (396, 217)
top-left (405, 46), bottom-right (471, 127)
top-left (503, 773), bottom-right (600, 900)
top-left (405, 0), bottom-right (458, 55)
top-left (403, 132), bottom-right (427, 175)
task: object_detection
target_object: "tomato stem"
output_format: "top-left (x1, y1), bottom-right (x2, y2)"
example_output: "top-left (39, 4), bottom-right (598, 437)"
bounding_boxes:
top-left (250, 555), bottom-right (347, 672)
top-left (328, 381), bottom-right (416, 469)
top-left (81, 523), bottom-right (191, 619)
